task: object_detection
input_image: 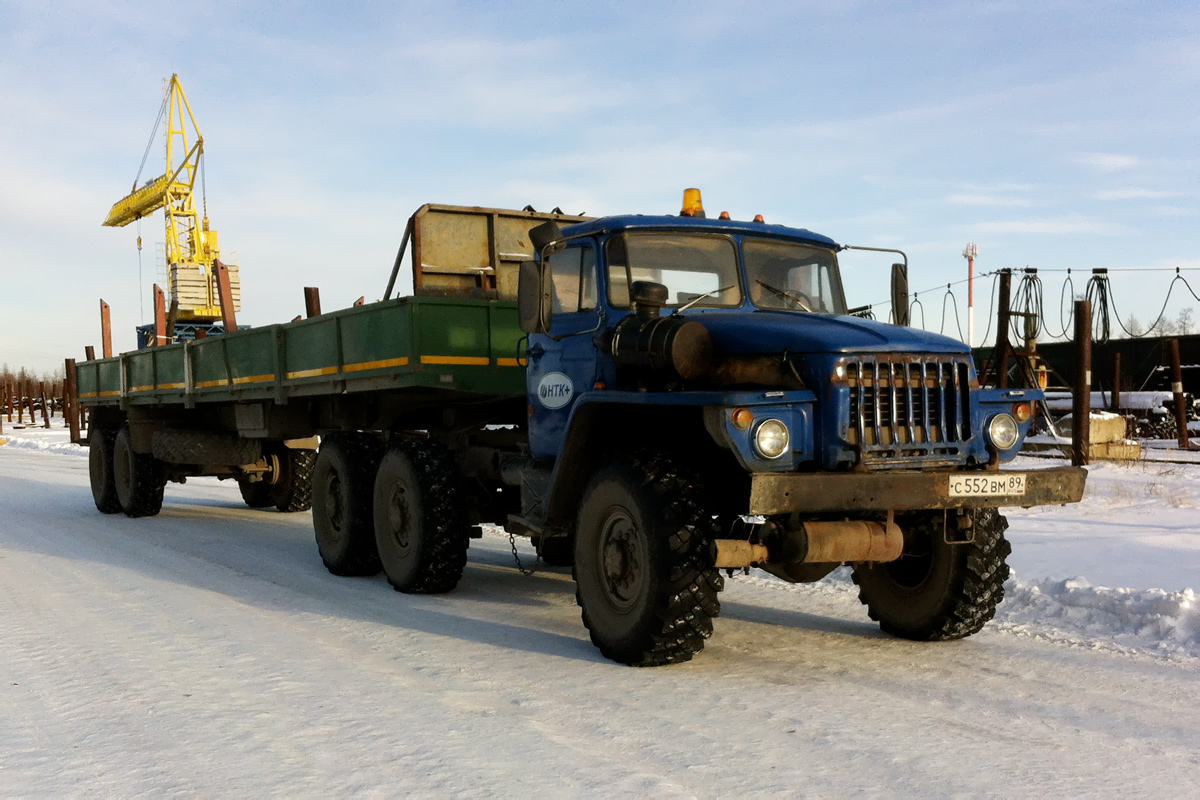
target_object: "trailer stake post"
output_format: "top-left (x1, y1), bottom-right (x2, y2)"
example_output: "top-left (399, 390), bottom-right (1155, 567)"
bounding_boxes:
top-left (304, 287), bottom-right (322, 318)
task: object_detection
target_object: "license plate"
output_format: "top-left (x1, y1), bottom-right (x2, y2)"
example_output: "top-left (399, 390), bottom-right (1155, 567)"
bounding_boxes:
top-left (948, 473), bottom-right (1026, 497)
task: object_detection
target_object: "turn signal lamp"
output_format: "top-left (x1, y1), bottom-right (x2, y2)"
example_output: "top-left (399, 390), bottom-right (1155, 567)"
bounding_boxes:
top-left (1012, 401), bottom-right (1033, 423)
top-left (731, 407), bottom-right (754, 430)
top-left (681, 188), bottom-right (706, 218)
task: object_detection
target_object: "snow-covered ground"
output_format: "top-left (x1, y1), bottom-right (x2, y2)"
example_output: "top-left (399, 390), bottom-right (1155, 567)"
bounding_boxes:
top-left (2, 422), bottom-right (1199, 795)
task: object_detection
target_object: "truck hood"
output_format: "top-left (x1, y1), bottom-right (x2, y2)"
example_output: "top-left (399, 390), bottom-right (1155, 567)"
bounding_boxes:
top-left (693, 310), bottom-right (971, 356)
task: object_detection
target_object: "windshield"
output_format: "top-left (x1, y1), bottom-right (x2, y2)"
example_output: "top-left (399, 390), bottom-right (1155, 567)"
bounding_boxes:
top-left (606, 233), bottom-right (742, 309)
top-left (744, 238), bottom-right (846, 315)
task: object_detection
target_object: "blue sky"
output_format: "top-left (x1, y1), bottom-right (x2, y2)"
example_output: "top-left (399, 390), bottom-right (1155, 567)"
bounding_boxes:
top-left (2, 1), bottom-right (1198, 371)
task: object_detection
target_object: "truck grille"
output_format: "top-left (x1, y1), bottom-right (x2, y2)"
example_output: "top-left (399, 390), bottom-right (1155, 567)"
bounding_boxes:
top-left (839, 356), bottom-right (973, 459)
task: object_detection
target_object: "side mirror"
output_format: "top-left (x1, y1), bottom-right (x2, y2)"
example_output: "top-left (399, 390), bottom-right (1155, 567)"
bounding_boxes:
top-left (518, 261), bottom-right (553, 334)
top-left (890, 263), bottom-right (910, 326)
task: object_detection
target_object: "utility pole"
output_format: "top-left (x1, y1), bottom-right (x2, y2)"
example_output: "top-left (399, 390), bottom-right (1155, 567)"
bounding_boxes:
top-left (962, 243), bottom-right (978, 348)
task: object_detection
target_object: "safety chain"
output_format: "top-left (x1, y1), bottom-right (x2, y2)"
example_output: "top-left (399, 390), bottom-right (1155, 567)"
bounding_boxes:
top-left (509, 531), bottom-right (541, 576)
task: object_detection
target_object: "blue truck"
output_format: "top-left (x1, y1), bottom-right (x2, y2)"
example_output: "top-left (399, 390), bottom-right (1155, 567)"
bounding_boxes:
top-left (78, 192), bottom-right (1085, 667)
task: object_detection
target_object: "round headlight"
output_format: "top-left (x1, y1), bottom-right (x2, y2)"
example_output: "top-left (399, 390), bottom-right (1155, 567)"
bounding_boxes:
top-left (987, 413), bottom-right (1020, 451)
top-left (754, 418), bottom-right (790, 459)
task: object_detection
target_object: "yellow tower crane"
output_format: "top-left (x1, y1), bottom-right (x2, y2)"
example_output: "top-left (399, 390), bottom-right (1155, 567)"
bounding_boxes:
top-left (103, 74), bottom-right (240, 324)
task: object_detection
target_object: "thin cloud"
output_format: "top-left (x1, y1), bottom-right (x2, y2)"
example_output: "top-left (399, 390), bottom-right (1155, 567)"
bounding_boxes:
top-left (1094, 188), bottom-right (1177, 200)
top-left (947, 193), bottom-right (1035, 207)
top-left (968, 217), bottom-right (1128, 235)
top-left (1076, 152), bottom-right (1142, 171)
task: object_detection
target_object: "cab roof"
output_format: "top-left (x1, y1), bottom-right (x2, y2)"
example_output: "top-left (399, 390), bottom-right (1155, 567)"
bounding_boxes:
top-left (560, 214), bottom-right (840, 250)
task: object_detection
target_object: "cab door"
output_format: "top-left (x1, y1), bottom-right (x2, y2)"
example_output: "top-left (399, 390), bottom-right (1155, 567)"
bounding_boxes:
top-left (526, 242), bottom-right (600, 460)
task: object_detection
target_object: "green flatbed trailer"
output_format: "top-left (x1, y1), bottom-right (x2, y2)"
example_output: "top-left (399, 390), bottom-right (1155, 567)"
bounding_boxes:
top-left (74, 203), bottom-right (583, 522)
top-left (76, 294), bottom-right (527, 411)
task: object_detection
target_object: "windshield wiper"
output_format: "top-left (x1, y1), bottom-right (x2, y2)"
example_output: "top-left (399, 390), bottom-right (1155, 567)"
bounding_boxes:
top-left (756, 280), bottom-right (814, 312)
top-left (673, 285), bottom-right (736, 315)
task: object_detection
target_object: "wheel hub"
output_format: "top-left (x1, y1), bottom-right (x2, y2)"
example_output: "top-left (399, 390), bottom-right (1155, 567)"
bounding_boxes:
top-left (599, 511), bottom-right (646, 613)
top-left (386, 485), bottom-right (412, 556)
top-left (325, 473), bottom-right (344, 534)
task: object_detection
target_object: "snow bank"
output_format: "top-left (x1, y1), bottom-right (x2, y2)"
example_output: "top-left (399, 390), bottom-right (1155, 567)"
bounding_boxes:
top-left (998, 574), bottom-right (1199, 659)
top-left (0, 432), bottom-right (86, 456)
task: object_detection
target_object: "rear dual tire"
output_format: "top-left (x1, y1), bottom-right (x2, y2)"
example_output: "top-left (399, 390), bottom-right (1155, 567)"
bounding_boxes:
top-left (312, 434), bottom-right (384, 576)
top-left (112, 425), bottom-right (165, 518)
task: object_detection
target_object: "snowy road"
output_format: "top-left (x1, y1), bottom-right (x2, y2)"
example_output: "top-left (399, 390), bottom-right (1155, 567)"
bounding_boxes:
top-left (1, 444), bottom-right (1199, 796)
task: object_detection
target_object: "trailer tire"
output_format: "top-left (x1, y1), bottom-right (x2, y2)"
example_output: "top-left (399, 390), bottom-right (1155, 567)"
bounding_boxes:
top-left (573, 452), bottom-right (723, 667)
top-left (312, 435), bottom-right (383, 576)
top-left (272, 446), bottom-right (316, 513)
top-left (112, 425), bottom-right (165, 518)
top-left (238, 478), bottom-right (275, 508)
top-left (852, 508), bottom-right (1012, 640)
top-left (535, 536), bottom-right (574, 567)
top-left (88, 425), bottom-right (122, 514)
top-left (373, 440), bottom-right (470, 594)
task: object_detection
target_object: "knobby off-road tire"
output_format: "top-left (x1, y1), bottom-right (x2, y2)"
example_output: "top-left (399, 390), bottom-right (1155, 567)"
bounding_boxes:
top-left (238, 478), bottom-right (274, 508)
top-left (373, 440), bottom-right (471, 594)
top-left (112, 425), bottom-right (166, 518)
top-left (312, 434), bottom-right (383, 576)
top-left (574, 452), bottom-right (724, 667)
top-left (271, 446), bottom-right (315, 513)
top-left (852, 508), bottom-right (1012, 640)
top-left (535, 535), bottom-right (574, 568)
top-left (88, 425), bottom-right (122, 514)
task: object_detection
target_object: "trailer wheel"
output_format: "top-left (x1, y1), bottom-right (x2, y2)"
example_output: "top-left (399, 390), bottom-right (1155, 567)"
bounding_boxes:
top-left (535, 535), bottom-right (574, 567)
top-left (312, 434), bottom-right (383, 576)
top-left (88, 425), bottom-right (122, 514)
top-left (271, 446), bottom-right (316, 513)
top-left (112, 425), bottom-right (165, 518)
top-left (852, 508), bottom-right (1012, 640)
top-left (574, 452), bottom-right (723, 667)
top-left (373, 440), bottom-right (470, 594)
top-left (237, 478), bottom-right (275, 508)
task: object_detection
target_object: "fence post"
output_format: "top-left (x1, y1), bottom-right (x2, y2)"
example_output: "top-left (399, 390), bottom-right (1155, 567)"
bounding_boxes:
top-left (993, 270), bottom-right (1013, 388)
top-left (1072, 300), bottom-right (1092, 466)
top-left (65, 359), bottom-right (80, 444)
top-left (1166, 338), bottom-right (1190, 450)
top-left (1111, 351), bottom-right (1122, 413)
top-left (40, 381), bottom-right (50, 429)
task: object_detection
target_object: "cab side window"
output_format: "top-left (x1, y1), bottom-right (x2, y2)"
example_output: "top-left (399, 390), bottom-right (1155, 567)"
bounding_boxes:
top-left (547, 244), bottom-right (597, 313)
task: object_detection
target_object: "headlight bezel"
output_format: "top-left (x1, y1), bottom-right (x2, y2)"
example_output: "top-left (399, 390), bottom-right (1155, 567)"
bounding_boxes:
top-left (987, 412), bottom-right (1020, 451)
top-left (753, 418), bottom-right (791, 459)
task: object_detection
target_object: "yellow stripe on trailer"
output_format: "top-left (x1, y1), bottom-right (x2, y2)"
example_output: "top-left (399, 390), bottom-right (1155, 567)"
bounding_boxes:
top-left (156, 382), bottom-right (185, 390)
top-left (286, 366), bottom-right (340, 380)
top-left (344, 357), bottom-right (409, 372)
top-left (195, 379), bottom-right (227, 389)
top-left (231, 374), bottom-right (274, 385)
top-left (420, 355), bottom-right (489, 366)
top-left (495, 357), bottom-right (526, 367)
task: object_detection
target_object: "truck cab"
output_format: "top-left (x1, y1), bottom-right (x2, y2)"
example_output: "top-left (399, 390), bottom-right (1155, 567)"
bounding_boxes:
top-left (513, 191), bottom-right (1084, 665)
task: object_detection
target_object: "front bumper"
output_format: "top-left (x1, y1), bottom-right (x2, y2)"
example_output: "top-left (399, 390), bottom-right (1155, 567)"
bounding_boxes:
top-left (749, 467), bottom-right (1086, 516)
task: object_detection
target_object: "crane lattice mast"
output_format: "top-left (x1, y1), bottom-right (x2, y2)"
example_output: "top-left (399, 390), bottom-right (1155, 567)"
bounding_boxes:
top-left (103, 74), bottom-right (240, 324)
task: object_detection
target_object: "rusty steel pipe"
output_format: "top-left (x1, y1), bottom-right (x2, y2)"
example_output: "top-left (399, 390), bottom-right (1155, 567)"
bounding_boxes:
top-left (713, 540), bottom-right (770, 569)
top-left (800, 519), bottom-right (904, 563)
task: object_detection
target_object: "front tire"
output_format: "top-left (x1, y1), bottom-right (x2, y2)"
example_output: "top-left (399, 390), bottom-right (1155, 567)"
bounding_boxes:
top-left (574, 453), bottom-right (723, 667)
top-left (373, 440), bottom-right (470, 594)
top-left (112, 425), bottom-right (165, 518)
top-left (88, 425), bottom-right (122, 514)
top-left (852, 508), bottom-right (1012, 640)
top-left (312, 434), bottom-right (383, 576)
